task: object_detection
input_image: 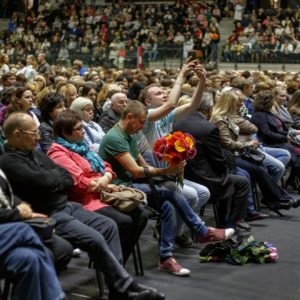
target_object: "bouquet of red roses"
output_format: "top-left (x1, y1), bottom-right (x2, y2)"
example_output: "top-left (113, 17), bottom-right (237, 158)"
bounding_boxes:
top-left (153, 131), bottom-right (197, 186)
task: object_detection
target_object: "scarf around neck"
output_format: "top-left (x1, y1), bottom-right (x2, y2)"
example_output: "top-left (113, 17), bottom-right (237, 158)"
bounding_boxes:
top-left (56, 137), bottom-right (105, 174)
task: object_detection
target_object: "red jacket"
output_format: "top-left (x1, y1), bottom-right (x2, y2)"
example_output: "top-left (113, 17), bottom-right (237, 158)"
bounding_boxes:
top-left (48, 143), bottom-right (116, 211)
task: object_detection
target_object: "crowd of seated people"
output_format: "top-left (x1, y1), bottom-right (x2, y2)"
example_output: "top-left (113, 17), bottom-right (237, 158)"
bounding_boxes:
top-left (222, 3), bottom-right (300, 63)
top-left (1, 24), bottom-right (300, 296)
top-left (1, 0), bottom-right (222, 67)
top-left (1, 1), bottom-right (300, 76)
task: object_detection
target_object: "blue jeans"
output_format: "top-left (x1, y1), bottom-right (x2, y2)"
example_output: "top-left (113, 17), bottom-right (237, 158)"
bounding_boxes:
top-left (0, 223), bottom-right (65, 300)
top-left (260, 146), bottom-right (291, 183)
top-left (179, 179), bottom-right (210, 235)
top-left (155, 180), bottom-right (198, 237)
top-left (183, 179), bottom-right (210, 209)
top-left (236, 167), bottom-right (256, 214)
top-left (133, 183), bottom-right (207, 259)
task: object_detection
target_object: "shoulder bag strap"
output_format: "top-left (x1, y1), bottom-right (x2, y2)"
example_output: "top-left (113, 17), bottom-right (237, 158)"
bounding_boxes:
top-left (143, 166), bottom-right (161, 209)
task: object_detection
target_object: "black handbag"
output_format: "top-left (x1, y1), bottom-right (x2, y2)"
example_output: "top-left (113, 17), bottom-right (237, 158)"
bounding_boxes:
top-left (223, 149), bottom-right (237, 174)
top-left (240, 146), bottom-right (265, 163)
top-left (24, 217), bottom-right (56, 242)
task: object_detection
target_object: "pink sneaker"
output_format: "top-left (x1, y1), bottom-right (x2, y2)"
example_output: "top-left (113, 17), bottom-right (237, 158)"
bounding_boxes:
top-left (196, 227), bottom-right (235, 244)
top-left (158, 257), bottom-right (190, 276)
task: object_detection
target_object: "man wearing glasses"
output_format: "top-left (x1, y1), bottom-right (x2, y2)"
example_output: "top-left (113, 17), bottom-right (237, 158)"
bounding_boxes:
top-left (0, 112), bottom-right (165, 300)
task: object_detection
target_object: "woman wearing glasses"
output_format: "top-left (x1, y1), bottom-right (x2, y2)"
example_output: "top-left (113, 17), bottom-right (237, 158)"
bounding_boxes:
top-left (48, 110), bottom-right (148, 264)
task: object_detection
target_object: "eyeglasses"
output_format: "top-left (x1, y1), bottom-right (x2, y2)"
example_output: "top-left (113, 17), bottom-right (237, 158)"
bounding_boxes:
top-left (20, 129), bottom-right (40, 136)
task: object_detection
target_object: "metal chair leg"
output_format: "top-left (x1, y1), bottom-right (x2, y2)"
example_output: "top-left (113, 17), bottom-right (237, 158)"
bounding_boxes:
top-left (2, 279), bottom-right (11, 300)
top-left (132, 241), bottom-right (144, 276)
top-left (95, 268), bottom-right (105, 298)
top-left (88, 259), bottom-right (105, 298)
top-left (251, 183), bottom-right (260, 211)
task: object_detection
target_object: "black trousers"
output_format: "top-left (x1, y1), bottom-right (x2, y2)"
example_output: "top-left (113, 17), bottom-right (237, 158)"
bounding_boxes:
top-left (95, 206), bottom-right (148, 264)
top-left (44, 234), bottom-right (73, 275)
top-left (217, 174), bottom-right (249, 226)
top-left (51, 202), bottom-right (132, 293)
top-left (236, 157), bottom-right (292, 208)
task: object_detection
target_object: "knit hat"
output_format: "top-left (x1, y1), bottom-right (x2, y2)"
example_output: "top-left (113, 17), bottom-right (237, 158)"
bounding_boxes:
top-left (70, 97), bottom-right (93, 113)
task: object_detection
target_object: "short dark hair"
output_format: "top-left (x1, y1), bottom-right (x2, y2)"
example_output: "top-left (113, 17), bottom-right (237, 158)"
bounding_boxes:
top-left (53, 109), bottom-right (82, 137)
top-left (0, 87), bottom-right (16, 105)
top-left (40, 92), bottom-right (65, 121)
top-left (253, 90), bottom-right (274, 112)
top-left (138, 83), bottom-right (161, 104)
top-left (121, 100), bottom-right (147, 119)
top-left (2, 72), bottom-right (16, 84)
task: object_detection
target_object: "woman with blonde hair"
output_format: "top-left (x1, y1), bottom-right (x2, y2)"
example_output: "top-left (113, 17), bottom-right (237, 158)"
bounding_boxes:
top-left (25, 80), bottom-right (41, 115)
top-left (211, 89), bottom-right (299, 213)
top-left (33, 74), bottom-right (47, 91)
top-left (57, 83), bottom-right (77, 107)
top-left (273, 86), bottom-right (300, 142)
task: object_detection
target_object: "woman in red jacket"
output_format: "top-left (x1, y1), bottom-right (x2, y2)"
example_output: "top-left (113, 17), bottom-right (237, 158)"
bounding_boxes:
top-left (48, 110), bottom-right (148, 264)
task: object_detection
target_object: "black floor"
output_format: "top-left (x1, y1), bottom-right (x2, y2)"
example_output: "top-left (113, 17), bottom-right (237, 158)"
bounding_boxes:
top-left (61, 188), bottom-right (300, 300)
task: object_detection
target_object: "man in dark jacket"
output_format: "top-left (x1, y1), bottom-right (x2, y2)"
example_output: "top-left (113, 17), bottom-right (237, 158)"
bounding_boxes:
top-left (0, 167), bottom-right (73, 274)
top-left (99, 92), bottom-right (128, 132)
top-left (174, 92), bottom-right (249, 228)
top-left (0, 112), bottom-right (164, 300)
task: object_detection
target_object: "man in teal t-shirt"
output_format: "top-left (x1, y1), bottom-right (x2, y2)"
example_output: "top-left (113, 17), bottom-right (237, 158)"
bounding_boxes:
top-left (99, 100), bottom-right (234, 277)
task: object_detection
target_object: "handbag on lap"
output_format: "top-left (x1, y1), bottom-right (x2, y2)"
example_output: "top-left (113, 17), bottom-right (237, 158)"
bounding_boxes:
top-left (101, 186), bottom-right (147, 213)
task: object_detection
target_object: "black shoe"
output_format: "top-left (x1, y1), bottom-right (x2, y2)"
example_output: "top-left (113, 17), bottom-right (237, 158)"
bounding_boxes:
top-left (235, 220), bottom-right (251, 231)
top-left (261, 199), bottom-right (284, 216)
top-left (127, 290), bottom-right (152, 300)
top-left (128, 282), bottom-right (165, 300)
top-left (279, 201), bottom-right (292, 210)
top-left (285, 177), bottom-right (298, 190)
top-left (109, 289), bottom-right (153, 300)
top-left (245, 212), bottom-right (269, 222)
top-left (291, 198), bottom-right (300, 208)
top-left (175, 234), bottom-right (193, 248)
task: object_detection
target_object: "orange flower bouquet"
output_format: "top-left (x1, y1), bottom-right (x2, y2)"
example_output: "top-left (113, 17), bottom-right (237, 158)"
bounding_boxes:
top-left (153, 131), bottom-right (197, 187)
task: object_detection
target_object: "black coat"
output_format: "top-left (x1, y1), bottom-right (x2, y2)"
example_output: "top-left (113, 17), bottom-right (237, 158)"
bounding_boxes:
top-left (98, 108), bottom-right (121, 133)
top-left (174, 112), bottom-right (235, 200)
top-left (251, 111), bottom-right (289, 146)
top-left (0, 145), bottom-right (74, 215)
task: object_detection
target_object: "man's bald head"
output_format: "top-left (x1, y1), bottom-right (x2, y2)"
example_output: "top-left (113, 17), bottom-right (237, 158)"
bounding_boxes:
top-left (3, 112), bottom-right (32, 139)
top-left (110, 93), bottom-right (128, 115)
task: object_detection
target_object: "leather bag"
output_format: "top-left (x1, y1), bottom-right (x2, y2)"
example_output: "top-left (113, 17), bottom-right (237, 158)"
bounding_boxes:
top-left (240, 146), bottom-right (265, 163)
top-left (24, 217), bottom-right (56, 242)
top-left (101, 187), bottom-right (147, 213)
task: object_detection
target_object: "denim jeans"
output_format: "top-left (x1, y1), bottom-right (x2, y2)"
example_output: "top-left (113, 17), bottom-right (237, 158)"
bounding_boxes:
top-left (0, 223), bottom-right (65, 300)
top-left (260, 146), bottom-right (291, 183)
top-left (178, 179), bottom-right (210, 235)
top-left (155, 180), bottom-right (198, 237)
top-left (183, 179), bottom-right (210, 208)
top-left (133, 183), bottom-right (208, 259)
top-left (50, 202), bottom-right (132, 293)
top-left (236, 167), bottom-right (256, 214)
